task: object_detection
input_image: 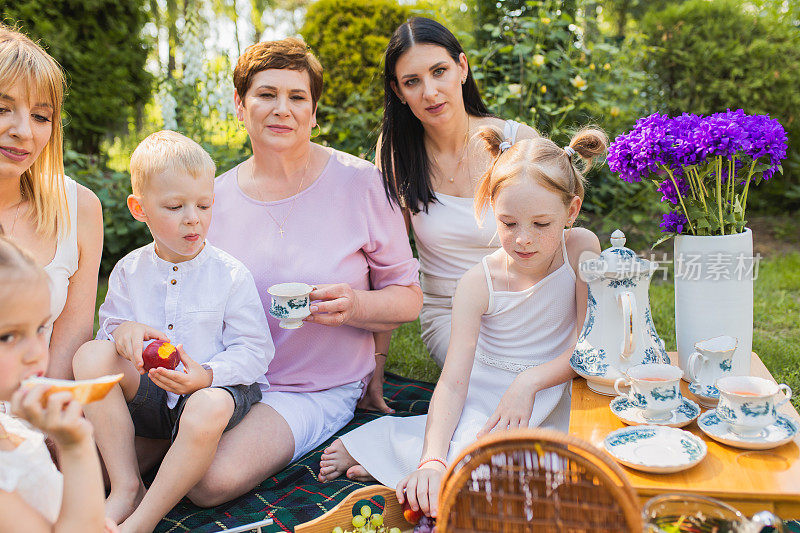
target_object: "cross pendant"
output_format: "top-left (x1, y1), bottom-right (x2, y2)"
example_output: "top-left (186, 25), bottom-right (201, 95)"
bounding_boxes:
top-left (278, 227), bottom-right (285, 237)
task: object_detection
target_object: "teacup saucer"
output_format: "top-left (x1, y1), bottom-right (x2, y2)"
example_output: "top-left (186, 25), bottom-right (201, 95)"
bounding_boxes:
top-left (610, 396), bottom-right (700, 428)
top-left (688, 382), bottom-right (720, 408)
top-left (603, 425), bottom-right (707, 474)
top-left (697, 410), bottom-right (799, 450)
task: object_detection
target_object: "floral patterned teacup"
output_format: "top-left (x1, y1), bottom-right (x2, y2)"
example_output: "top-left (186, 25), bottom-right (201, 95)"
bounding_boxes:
top-left (715, 375), bottom-right (792, 437)
top-left (614, 363), bottom-right (683, 421)
top-left (268, 282), bottom-right (314, 329)
top-left (687, 335), bottom-right (737, 394)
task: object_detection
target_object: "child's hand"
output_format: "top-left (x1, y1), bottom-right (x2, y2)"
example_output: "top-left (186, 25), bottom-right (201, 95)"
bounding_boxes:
top-left (10, 385), bottom-right (93, 450)
top-left (112, 321), bottom-right (170, 374)
top-left (396, 462), bottom-right (446, 518)
top-left (148, 344), bottom-right (212, 395)
top-left (477, 373), bottom-right (537, 437)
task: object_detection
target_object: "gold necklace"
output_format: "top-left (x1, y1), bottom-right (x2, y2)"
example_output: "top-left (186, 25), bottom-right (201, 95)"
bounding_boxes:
top-left (431, 115), bottom-right (470, 184)
top-left (249, 151), bottom-right (312, 238)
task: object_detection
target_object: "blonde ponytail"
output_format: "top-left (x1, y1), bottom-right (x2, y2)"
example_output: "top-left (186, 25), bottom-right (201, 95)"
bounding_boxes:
top-left (475, 123), bottom-right (609, 213)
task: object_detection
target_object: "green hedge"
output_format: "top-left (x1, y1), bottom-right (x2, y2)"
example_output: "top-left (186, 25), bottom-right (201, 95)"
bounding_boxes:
top-left (301, 0), bottom-right (412, 158)
top-left (643, 0), bottom-right (800, 211)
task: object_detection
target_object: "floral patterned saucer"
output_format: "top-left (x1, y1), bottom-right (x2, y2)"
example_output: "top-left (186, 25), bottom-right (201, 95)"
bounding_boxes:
top-left (610, 395), bottom-right (701, 428)
top-left (697, 410), bottom-right (798, 450)
top-left (688, 382), bottom-right (720, 408)
top-left (603, 425), bottom-right (707, 474)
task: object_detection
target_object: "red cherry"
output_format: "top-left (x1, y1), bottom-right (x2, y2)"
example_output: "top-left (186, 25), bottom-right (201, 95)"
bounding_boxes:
top-left (142, 340), bottom-right (179, 371)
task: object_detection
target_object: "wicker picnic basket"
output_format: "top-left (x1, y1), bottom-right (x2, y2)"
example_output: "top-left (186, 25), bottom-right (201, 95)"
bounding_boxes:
top-left (294, 484), bottom-right (416, 533)
top-left (436, 428), bottom-right (643, 533)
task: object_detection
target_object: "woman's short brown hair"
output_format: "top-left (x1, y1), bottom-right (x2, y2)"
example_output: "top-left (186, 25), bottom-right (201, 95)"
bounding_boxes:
top-left (233, 37), bottom-right (323, 108)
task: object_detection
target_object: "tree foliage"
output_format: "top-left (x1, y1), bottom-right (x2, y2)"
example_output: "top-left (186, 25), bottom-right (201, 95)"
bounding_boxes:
top-left (643, 0), bottom-right (800, 209)
top-left (301, 0), bottom-right (411, 157)
top-left (2, 0), bottom-right (153, 154)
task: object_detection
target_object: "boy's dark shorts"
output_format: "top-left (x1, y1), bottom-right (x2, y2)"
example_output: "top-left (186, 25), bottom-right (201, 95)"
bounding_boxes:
top-left (127, 374), bottom-right (262, 441)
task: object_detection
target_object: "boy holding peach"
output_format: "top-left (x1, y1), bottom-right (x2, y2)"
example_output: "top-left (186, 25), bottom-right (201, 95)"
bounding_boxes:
top-left (73, 131), bottom-right (274, 532)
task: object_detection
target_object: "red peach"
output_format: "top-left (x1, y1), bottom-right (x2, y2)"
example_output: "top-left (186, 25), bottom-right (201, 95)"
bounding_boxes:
top-left (402, 500), bottom-right (423, 524)
top-left (142, 340), bottom-right (179, 371)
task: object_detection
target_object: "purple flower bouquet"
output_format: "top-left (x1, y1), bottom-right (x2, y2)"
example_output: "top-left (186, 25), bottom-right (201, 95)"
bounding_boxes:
top-left (607, 110), bottom-right (788, 241)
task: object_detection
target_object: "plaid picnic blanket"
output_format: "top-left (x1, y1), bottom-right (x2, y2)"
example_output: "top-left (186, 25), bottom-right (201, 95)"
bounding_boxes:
top-left (152, 372), bottom-right (800, 533)
top-left (154, 373), bottom-right (434, 532)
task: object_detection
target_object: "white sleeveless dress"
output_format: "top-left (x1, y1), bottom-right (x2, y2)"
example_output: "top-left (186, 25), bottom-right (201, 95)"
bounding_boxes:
top-left (340, 235), bottom-right (576, 488)
top-left (43, 176), bottom-right (80, 342)
top-left (410, 120), bottom-right (521, 366)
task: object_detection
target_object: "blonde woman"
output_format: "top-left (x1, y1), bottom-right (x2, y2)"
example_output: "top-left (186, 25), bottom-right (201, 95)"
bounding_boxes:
top-left (0, 26), bottom-right (103, 379)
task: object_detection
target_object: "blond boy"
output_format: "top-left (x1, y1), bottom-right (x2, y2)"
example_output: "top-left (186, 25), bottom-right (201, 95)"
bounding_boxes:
top-left (73, 131), bottom-right (274, 531)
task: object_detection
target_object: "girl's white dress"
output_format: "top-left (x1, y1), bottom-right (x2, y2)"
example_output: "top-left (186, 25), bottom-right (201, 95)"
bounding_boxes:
top-left (341, 236), bottom-right (576, 488)
top-left (0, 412), bottom-right (62, 522)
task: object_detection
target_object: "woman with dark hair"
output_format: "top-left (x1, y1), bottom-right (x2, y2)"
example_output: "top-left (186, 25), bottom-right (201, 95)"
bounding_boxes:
top-left (357, 17), bottom-right (539, 413)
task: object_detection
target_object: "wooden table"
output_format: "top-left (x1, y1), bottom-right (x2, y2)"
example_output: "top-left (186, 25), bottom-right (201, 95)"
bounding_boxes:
top-left (569, 352), bottom-right (800, 516)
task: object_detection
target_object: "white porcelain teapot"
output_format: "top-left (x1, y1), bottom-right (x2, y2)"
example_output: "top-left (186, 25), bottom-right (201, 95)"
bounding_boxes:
top-left (570, 230), bottom-right (670, 395)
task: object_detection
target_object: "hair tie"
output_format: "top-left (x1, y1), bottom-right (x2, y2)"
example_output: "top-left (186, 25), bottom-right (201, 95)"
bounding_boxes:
top-left (499, 140), bottom-right (513, 153)
top-left (564, 146), bottom-right (576, 157)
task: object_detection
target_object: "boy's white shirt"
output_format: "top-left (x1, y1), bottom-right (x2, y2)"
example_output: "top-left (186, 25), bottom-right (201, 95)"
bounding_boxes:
top-left (97, 242), bottom-right (274, 408)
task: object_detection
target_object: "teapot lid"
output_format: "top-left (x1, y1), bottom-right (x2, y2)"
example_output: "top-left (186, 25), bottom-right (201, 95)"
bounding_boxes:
top-left (580, 230), bottom-right (653, 279)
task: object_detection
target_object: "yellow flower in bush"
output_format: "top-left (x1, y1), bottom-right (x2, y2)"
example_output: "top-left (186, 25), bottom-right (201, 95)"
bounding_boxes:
top-left (610, 106), bottom-right (621, 118)
top-left (508, 83), bottom-right (522, 96)
top-left (589, 63), bottom-right (595, 71)
top-left (539, 85), bottom-right (547, 94)
top-left (541, 16), bottom-right (551, 24)
top-left (533, 54), bottom-right (545, 67)
top-left (570, 75), bottom-right (587, 91)
top-left (604, 63), bottom-right (611, 70)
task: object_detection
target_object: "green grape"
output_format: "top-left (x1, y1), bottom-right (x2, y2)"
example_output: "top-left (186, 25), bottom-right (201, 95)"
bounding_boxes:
top-left (389, 528), bottom-right (402, 533)
top-left (370, 514), bottom-right (383, 527)
top-left (360, 505), bottom-right (372, 518)
top-left (331, 527), bottom-right (343, 533)
top-left (352, 514), bottom-right (366, 528)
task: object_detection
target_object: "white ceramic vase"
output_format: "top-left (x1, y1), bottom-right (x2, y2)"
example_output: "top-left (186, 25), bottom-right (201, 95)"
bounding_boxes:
top-left (674, 228), bottom-right (754, 380)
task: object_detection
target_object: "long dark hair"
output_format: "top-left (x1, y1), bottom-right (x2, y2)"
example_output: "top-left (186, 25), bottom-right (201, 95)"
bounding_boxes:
top-left (380, 17), bottom-right (493, 213)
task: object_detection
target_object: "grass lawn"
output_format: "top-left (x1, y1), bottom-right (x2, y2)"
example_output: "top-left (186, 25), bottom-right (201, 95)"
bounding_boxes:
top-left (386, 252), bottom-right (800, 410)
top-left (95, 252), bottom-right (800, 409)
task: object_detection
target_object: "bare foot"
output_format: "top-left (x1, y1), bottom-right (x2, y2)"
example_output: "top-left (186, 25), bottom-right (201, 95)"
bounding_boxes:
top-left (345, 464), bottom-right (375, 482)
top-left (105, 481), bottom-right (146, 525)
top-left (319, 439), bottom-right (374, 482)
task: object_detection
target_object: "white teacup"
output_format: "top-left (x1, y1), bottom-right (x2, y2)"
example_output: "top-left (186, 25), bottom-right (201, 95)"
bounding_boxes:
top-left (687, 335), bottom-right (737, 392)
top-left (614, 363), bottom-right (684, 421)
top-left (267, 283), bottom-right (314, 329)
top-left (715, 376), bottom-right (792, 437)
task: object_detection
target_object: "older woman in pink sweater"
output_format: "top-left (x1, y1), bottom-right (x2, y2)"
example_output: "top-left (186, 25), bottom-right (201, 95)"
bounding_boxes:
top-left (194, 38), bottom-right (421, 506)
